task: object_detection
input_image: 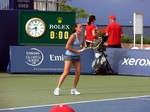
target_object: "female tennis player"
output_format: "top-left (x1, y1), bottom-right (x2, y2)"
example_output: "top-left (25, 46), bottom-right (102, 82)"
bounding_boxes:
top-left (54, 23), bottom-right (86, 96)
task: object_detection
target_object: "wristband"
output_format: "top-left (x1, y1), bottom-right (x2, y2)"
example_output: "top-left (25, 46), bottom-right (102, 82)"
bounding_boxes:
top-left (80, 49), bottom-right (83, 52)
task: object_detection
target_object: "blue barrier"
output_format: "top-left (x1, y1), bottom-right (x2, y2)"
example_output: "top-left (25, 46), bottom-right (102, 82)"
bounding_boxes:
top-left (105, 48), bottom-right (150, 76)
top-left (8, 46), bottom-right (150, 76)
top-left (8, 46), bottom-right (94, 74)
top-left (0, 10), bottom-right (19, 72)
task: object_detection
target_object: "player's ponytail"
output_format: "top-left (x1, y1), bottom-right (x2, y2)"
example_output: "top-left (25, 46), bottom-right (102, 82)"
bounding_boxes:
top-left (88, 15), bottom-right (96, 25)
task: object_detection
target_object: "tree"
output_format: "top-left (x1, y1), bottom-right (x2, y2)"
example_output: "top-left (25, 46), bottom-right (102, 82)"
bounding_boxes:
top-left (60, 0), bottom-right (90, 19)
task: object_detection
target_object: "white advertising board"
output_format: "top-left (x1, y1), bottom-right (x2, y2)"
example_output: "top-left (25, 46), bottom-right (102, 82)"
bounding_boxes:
top-left (133, 13), bottom-right (143, 34)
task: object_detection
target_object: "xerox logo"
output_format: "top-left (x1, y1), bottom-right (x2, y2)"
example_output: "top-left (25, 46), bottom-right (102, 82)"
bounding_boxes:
top-left (25, 48), bottom-right (44, 66)
top-left (122, 58), bottom-right (150, 66)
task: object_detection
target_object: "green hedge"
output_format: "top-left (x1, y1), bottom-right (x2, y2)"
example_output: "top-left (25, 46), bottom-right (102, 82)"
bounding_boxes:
top-left (121, 35), bottom-right (150, 44)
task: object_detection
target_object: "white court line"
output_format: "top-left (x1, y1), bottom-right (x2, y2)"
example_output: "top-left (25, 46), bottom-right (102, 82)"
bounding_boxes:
top-left (0, 95), bottom-right (150, 111)
top-left (134, 97), bottom-right (150, 100)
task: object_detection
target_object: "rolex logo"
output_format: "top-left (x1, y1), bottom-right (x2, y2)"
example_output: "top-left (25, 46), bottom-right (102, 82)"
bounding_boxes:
top-left (57, 17), bottom-right (63, 24)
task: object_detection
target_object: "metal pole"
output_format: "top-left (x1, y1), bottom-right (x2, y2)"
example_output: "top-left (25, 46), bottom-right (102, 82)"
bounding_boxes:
top-left (141, 34), bottom-right (143, 49)
top-left (133, 34), bottom-right (136, 47)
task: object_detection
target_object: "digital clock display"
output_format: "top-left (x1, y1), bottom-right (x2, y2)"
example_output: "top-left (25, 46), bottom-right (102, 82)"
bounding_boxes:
top-left (50, 31), bottom-right (69, 39)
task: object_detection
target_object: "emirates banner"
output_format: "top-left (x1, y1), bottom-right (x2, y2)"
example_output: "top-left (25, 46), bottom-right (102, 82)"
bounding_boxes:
top-left (8, 46), bottom-right (94, 74)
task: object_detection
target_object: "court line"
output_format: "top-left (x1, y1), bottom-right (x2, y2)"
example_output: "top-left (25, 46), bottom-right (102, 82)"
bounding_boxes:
top-left (134, 97), bottom-right (150, 100)
top-left (0, 95), bottom-right (150, 111)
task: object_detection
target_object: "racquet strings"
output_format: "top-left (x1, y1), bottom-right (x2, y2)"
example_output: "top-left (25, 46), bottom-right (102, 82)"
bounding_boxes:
top-left (90, 37), bottom-right (103, 49)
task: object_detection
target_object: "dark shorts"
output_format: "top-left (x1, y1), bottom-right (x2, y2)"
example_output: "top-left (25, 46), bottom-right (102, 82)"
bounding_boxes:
top-left (86, 41), bottom-right (91, 47)
top-left (64, 55), bottom-right (81, 62)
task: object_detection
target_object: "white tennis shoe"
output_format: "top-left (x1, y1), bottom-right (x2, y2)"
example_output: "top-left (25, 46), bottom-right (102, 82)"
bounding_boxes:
top-left (70, 89), bottom-right (81, 95)
top-left (54, 88), bottom-right (60, 96)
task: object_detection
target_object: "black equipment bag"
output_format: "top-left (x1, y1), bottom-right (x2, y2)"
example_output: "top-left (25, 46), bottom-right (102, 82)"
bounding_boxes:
top-left (92, 52), bottom-right (113, 75)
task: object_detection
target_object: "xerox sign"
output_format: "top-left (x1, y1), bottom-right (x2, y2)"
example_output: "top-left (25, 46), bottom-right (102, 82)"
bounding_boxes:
top-left (105, 48), bottom-right (150, 76)
top-left (122, 58), bottom-right (150, 66)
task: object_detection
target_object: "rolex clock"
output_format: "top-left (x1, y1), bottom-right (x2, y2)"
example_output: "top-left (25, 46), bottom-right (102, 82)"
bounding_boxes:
top-left (18, 11), bottom-right (75, 45)
top-left (25, 18), bottom-right (46, 38)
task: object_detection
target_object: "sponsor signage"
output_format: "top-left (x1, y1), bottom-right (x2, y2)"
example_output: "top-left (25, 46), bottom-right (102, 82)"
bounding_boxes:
top-left (18, 10), bottom-right (76, 45)
top-left (105, 48), bottom-right (150, 76)
top-left (8, 46), bottom-right (94, 74)
top-left (8, 46), bottom-right (150, 76)
top-left (13, 0), bottom-right (33, 10)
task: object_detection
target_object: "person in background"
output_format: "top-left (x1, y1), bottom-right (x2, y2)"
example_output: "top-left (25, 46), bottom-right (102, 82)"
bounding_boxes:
top-left (105, 15), bottom-right (123, 48)
top-left (53, 23), bottom-right (86, 96)
top-left (85, 15), bottom-right (99, 47)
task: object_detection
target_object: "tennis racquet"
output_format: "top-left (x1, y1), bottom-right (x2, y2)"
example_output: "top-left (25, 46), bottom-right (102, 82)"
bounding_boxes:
top-left (86, 37), bottom-right (103, 49)
top-left (80, 37), bottom-right (103, 52)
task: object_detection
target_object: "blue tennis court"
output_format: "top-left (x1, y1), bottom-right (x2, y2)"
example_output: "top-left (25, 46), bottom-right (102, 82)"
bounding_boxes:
top-left (0, 95), bottom-right (150, 112)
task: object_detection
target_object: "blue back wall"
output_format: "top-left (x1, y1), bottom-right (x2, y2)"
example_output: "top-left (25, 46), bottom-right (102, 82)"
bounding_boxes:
top-left (0, 10), bottom-right (19, 72)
